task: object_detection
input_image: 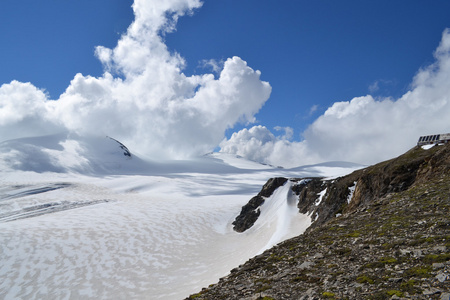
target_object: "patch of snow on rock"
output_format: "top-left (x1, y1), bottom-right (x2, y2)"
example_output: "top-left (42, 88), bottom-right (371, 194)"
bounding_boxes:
top-left (315, 188), bottom-right (327, 206)
top-left (347, 181), bottom-right (357, 204)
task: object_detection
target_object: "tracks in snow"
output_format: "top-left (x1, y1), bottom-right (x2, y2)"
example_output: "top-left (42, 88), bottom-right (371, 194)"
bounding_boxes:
top-left (0, 183), bottom-right (111, 222)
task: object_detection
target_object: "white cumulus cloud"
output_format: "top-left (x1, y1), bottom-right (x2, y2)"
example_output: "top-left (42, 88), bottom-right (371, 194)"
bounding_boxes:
top-left (220, 126), bottom-right (319, 167)
top-left (220, 28), bottom-right (450, 167)
top-left (0, 0), bottom-right (271, 159)
top-left (0, 81), bottom-right (60, 140)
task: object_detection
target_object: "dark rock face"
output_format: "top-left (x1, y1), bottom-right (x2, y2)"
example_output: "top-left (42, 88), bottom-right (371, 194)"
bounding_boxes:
top-left (187, 143), bottom-right (450, 299)
top-left (259, 177), bottom-right (289, 198)
top-left (107, 136), bottom-right (132, 157)
top-left (232, 173), bottom-right (358, 233)
top-left (291, 177), bottom-right (357, 227)
top-left (232, 195), bottom-right (264, 233)
top-left (232, 177), bottom-right (288, 233)
top-left (292, 178), bottom-right (324, 214)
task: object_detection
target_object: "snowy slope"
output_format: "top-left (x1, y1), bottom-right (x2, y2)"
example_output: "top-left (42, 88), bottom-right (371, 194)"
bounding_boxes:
top-left (206, 152), bottom-right (279, 170)
top-left (0, 134), bottom-right (363, 299)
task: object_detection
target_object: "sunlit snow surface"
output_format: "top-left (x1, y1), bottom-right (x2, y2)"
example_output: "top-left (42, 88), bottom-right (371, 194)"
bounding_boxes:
top-left (0, 134), bottom-right (363, 299)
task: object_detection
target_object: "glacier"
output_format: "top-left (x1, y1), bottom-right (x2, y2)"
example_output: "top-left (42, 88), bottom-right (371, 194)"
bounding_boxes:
top-left (0, 133), bottom-right (363, 299)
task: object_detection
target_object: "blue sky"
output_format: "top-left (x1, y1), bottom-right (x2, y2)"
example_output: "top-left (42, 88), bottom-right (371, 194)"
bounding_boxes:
top-left (0, 0), bottom-right (133, 97)
top-left (166, 1), bottom-right (450, 131)
top-left (1, 0), bottom-right (450, 166)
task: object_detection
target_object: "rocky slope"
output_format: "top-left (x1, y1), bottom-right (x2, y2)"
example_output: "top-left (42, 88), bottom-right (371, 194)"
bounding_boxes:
top-left (187, 143), bottom-right (450, 299)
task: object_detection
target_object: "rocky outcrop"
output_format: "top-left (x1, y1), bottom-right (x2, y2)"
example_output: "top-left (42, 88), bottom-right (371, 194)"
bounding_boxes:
top-left (292, 175), bottom-right (359, 227)
top-left (187, 143), bottom-right (450, 299)
top-left (107, 136), bottom-right (132, 157)
top-left (234, 143), bottom-right (450, 232)
top-left (232, 177), bottom-right (288, 232)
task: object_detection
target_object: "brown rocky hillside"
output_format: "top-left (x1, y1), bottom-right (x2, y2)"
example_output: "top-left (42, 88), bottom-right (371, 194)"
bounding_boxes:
top-left (187, 143), bottom-right (450, 300)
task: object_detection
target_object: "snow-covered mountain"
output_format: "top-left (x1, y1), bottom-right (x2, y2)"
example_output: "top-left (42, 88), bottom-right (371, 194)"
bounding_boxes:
top-left (0, 134), bottom-right (363, 299)
top-left (0, 132), bottom-right (137, 174)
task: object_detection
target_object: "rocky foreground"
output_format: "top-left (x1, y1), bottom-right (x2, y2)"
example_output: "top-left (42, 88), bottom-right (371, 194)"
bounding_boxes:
top-left (187, 144), bottom-right (450, 300)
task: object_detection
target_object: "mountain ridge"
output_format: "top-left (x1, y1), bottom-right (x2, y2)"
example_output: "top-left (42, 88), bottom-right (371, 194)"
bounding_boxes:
top-left (187, 143), bottom-right (450, 299)
top-left (232, 143), bottom-right (449, 233)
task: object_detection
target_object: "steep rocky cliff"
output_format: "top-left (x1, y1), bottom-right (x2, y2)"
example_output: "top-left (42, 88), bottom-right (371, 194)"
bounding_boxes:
top-left (232, 177), bottom-right (288, 232)
top-left (187, 143), bottom-right (450, 299)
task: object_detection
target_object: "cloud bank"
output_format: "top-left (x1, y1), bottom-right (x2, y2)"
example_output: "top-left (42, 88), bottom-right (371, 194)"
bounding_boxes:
top-left (0, 0), bottom-right (271, 159)
top-left (220, 29), bottom-right (450, 167)
top-left (2, 1), bottom-right (450, 167)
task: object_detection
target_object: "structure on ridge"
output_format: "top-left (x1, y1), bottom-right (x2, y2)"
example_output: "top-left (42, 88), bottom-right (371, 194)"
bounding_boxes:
top-left (417, 133), bottom-right (450, 146)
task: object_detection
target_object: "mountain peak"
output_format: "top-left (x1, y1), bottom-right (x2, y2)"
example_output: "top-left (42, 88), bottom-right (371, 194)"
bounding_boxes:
top-left (0, 133), bottom-right (135, 173)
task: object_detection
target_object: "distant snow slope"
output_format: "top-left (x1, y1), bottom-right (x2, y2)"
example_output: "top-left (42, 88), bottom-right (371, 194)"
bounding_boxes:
top-left (206, 152), bottom-right (279, 170)
top-left (0, 134), bottom-right (363, 300)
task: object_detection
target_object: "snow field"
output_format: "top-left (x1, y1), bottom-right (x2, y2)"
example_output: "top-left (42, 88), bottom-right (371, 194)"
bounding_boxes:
top-left (0, 135), bottom-right (363, 299)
